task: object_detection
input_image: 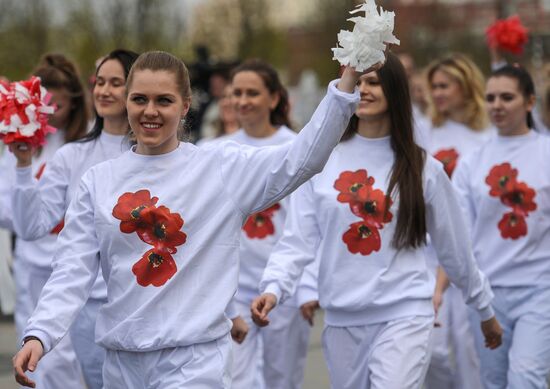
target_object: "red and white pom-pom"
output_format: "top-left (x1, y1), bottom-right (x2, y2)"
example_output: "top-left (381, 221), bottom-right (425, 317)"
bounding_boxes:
top-left (486, 15), bottom-right (528, 55)
top-left (0, 76), bottom-right (56, 148)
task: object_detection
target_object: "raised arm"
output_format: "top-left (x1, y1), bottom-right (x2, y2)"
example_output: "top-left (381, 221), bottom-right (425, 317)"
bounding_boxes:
top-left (11, 148), bottom-right (70, 240)
top-left (221, 67), bottom-right (370, 217)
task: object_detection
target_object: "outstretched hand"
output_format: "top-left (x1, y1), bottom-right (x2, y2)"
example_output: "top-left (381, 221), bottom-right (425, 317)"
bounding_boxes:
top-left (13, 339), bottom-right (44, 388)
top-left (300, 300), bottom-right (320, 326)
top-left (480, 316), bottom-right (503, 350)
top-left (250, 293), bottom-right (277, 327)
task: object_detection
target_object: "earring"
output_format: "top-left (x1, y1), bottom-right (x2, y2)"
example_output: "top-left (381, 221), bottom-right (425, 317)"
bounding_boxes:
top-left (180, 118), bottom-right (186, 127)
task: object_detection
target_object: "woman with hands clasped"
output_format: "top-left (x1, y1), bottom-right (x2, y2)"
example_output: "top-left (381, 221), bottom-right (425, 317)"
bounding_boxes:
top-left (451, 64), bottom-right (550, 388)
top-left (252, 53), bottom-right (503, 389)
top-left (13, 50), bottom-right (373, 388)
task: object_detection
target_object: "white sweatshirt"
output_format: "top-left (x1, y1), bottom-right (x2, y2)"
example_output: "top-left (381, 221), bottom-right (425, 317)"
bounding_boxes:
top-left (24, 80), bottom-right (359, 353)
top-left (453, 131), bottom-right (550, 288)
top-left (0, 131), bottom-right (64, 269)
top-left (12, 131), bottom-right (129, 299)
top-left (261, 134), bottom-right (495, 327)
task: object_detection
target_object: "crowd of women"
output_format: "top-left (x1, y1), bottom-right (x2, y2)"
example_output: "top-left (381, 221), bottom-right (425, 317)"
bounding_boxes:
top-left (0, 27), bottom-right (549, 389)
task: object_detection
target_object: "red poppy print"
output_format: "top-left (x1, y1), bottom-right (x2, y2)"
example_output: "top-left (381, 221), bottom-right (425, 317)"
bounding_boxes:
top-left (112, 190), bottom-right (187, 287)
top-left (350, 185), bottom-right (393, 226)
top-left (132, 248), bottom-right (177, 287)
top-left (136, 205), bottom-right (187, 252)
top-left (498, 211), bottom-right (527, 239)
top-left (342, 221), bottom-right (381, 255)
top-left (334, 169), bottom-right (375, 203)
top-left (500, 181), bottom-right (537, 216)
top-left (434, 148), bottom-right (459, 177)
top-left (485, 163), bottom-right (536, 240)
top-left (485, 163), bottom-right (518, 197)
top-left (242, 203), bottom-right (281, 239)
top-left (112, 190), bottom-right (159, 233)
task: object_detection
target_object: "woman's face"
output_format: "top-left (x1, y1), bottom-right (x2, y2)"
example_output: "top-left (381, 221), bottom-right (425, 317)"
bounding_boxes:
top-left (47, 88), bottom-right (72, 129)
top-left (232, 71), bottom-right (279, 128)
top-left (220, 85), bottom-right (237, 124)
top-left (127, 69), bottom-right (189, 155)
top-left (93, 59), bottom-right (127, 120)
top-left (486, 76), bottom-right (534, 135)
top-left (355, 72), bottom-right (388, 120)
top-left (430, 70), bottom-right (465, 115)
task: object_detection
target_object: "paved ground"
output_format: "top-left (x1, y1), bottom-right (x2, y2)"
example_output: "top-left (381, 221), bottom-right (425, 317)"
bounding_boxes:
top-left (0, 313), bottom-right (330, 389)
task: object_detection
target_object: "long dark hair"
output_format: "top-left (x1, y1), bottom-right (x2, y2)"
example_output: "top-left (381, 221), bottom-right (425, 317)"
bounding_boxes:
top-left (342, 53), bottom-right (427, 249)
top-left (79, 49), bottom-right (139, 143)
top-left (33, 53), bottom-right (89, 143)
top-left (490, 64), bottom-right (536, 129)
top-left (231, 59), bottom-right (292, 129)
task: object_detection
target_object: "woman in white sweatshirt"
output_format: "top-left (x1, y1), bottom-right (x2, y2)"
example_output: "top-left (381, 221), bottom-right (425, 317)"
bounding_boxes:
top-left (252, 52), bottom-right (503, 389)
top-left (452, 64), bottom-right (550, 389)
top-left (9, 49), bottom-right (139, 389)
top-left (0, 53), bottom-right (89, 389)
top-left (12, 50), bottom-right (371, 388)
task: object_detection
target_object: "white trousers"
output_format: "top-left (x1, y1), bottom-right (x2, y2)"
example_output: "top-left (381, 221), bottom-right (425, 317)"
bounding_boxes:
top-left (102, 335), bottom-right (232, 389)
top-left (14, 259), bottom-right (84, 389)
top-left (231, 299), bottom-right (311, 389)
top-left (322, 315), bottom-right (433, 389)
top-left (425, 286), bottom-right (483, 389)
top-left (470, 286), bottom-right (550, 389)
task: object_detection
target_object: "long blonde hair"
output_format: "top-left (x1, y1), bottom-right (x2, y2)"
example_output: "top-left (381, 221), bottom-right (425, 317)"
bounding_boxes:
top-left (426, 54), bottom-right (488, 131)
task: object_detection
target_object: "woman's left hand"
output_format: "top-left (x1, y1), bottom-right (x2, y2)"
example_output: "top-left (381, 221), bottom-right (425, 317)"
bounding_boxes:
top-left (230, 316), bottom-right (249, 344)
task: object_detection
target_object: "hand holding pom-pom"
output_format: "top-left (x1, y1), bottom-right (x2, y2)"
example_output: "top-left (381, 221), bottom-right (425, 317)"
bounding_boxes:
top-left (0, 76), bottom-right (56, 149)
top-left (332, 0), bottom-right (400, 72)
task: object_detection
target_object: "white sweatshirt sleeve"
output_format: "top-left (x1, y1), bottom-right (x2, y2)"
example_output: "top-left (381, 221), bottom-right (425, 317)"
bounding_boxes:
top-left (12, 151), bottom-right (69, 240)
top-left (220, 80), bottom-right (359, 216)
top-left (0, 152), bottom-right (15, 230)
top-left (260, 180), bottom-right (321, 305)
top-left (23, 175), bottom-right (100, 353)
top-left (451, 158), bottom-right (477, 238)
top-left (425, 160), bottom-right (494, 320)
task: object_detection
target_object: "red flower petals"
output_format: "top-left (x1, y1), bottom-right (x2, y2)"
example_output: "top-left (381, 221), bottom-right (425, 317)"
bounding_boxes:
top-left (342, 221), bottom-right (381, 255)
top-left (498, 212), bottom-right (527, 240)
top-left (485, 163), bottom-right (536, 239)
top-left (334, 169), bottom-right (392, 256)
top-left (486, 15), bottom-right (528, 55)
top-left (112, 190), bottom-right (186, 287)
top-left (0, 76), bottom-right (57, 147)
top-left (334, 169), bottom-right (375, 203)
top-left (242, 203), bottom-right (281, 239)
top-left (434, 148), bottom-right (459, 177)
top-left (132, 248), bottom-right (177, 287)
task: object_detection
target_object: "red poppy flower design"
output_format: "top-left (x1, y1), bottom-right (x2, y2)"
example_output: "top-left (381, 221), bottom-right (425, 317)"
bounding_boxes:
top-left (498, 211), bottom-right (527, 239)
top-left (500, 181), bottom-right (537, 216)
top-left (112, 190), bottom-right (159, 233)
top-left (342, 221), bottom-right (381, 255)
top-left (136, 205), bottom-right (187, 252)
top-left (485, 163), bottom-right (518, 197)
top-left (242, 203), bottom-right (281, 239)
top-left (434, 148), bottom-right (459, 177)
top-left (132, 248), bottom-right (177, 287)
top-left (350, 185), bottom-right (393, 226)
top-left (112, 190), bottom-right (187, 287)
top-left (334, 169), bottom-right (375, 203)
top-left (485, 163), bottom-right (536, 240)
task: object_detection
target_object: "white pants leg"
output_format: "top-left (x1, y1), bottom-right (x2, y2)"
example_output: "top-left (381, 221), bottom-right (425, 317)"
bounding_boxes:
top-left (472, 287), bottom-right (550, 389)
top-left (322, 315), bottom-right (433, 389)
top-left (14, 260), bottom-right (84, 389)
top-left (262, 304), bottom-right (311, 389)
top-left (448, 287), bottom-right (483, 389)
top-left (231, 300), bottom-right (263, 388)
top-left (425, 292), bottom-right (455, 389)
top-left (70, 296), bottom-right (106, 389)
top-left (102, 335), bottom-right (232, 389)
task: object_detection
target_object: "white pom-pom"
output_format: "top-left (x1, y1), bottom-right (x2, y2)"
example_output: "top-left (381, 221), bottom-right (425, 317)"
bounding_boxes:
top-left (332, 0), bottom-right (400, 72)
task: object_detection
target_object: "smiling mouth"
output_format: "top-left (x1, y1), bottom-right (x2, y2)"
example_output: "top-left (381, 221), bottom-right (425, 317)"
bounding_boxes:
top-left (141, 123), bottom-right (162, 129)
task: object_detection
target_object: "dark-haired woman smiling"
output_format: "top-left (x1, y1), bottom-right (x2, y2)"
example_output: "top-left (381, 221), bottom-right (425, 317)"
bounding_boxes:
top-left (253, 53), bottom-right (503, 389)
